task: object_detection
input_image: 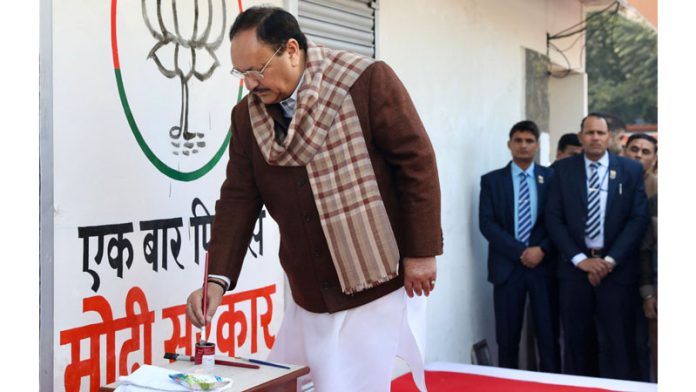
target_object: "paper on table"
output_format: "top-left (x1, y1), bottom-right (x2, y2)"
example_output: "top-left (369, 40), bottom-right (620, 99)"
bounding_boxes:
top-left (115, 365), bottom-right (189, 392)
top-left (114, 364), bottom-right (232, 392)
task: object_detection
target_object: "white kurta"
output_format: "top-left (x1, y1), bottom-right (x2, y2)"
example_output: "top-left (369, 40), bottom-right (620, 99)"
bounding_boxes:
top-left (268, 288), bottom-right (428, 392)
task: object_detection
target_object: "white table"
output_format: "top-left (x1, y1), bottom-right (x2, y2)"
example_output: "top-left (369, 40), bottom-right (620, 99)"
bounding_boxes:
top-left (100, 359), bottom-right (309, 392)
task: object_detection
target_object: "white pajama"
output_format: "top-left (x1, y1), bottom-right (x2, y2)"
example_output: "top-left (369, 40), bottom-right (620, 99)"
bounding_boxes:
top-left (267, 288), bottom-right (427, 392)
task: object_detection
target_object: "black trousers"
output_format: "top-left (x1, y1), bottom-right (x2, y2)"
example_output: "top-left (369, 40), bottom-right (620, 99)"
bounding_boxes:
top-left (559, 278), bottom-right (640, 381)
top-left (494, 268), bottom-right (559, 373)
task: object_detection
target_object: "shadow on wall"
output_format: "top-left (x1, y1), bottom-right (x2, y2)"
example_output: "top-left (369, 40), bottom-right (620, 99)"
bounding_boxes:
top-left (468, 182), bottom-right (487, 276)
top-left (467, 180), bottom-right (497, 366)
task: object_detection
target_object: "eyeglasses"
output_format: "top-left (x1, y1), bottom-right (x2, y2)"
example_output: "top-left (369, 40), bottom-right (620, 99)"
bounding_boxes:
top-left (230, 46), bottom-right (282, 80)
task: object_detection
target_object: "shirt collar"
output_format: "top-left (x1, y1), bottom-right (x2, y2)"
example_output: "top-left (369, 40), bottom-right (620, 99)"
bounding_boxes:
top-left (279, 74), bottom-right (305, 118)
top-left (584, 151), bottom-right (609, 170)
top-left (511, 161), bottom-right (535, 177)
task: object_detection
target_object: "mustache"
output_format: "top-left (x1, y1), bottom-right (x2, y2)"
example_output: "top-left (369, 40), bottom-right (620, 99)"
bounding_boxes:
top-left (251, 86), bottom-right (270, 95)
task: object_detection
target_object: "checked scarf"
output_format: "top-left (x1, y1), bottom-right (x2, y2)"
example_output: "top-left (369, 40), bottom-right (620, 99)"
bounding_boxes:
top-left (248, 41), bottom-right (400, 294)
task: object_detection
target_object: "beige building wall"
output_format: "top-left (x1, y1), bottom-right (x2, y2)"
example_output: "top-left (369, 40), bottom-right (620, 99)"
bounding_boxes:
top-left (550, 73), bottom-right (588, 159)
top-left (279, 0), bottom-right (588, 370)
top-left (375, 0), bottom-right (586, 367)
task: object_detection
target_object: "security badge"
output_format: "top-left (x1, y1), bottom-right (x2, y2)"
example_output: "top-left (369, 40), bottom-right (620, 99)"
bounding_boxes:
top-left (590, 170), bottom-right (619, 193)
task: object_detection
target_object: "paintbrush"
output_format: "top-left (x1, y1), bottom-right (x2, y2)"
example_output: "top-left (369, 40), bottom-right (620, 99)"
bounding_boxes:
top-left (201, 253), bottom-right (209, 343)
top-left (164, 353), bottom-right (260, 369)
top-left (234, 356), bottom-right (291, 370)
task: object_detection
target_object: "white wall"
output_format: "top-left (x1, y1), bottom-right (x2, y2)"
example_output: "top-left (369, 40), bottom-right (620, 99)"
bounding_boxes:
top-left (46, 1), bottom-right (288, 390)
top-left (377, 0), bottom-right (585, 365)
top-left (549, 72), bottom-right (587, 158)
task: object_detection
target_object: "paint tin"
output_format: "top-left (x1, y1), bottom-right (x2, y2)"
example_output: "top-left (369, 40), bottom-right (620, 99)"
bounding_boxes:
top-left (194, 341), bottom-right (216, 368)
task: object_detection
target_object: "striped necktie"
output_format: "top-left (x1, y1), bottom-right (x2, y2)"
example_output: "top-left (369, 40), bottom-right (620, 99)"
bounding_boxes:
top-left (517, 172), bottom-right (532, 245)
top-left (585, 162), bottom-right (601, 240)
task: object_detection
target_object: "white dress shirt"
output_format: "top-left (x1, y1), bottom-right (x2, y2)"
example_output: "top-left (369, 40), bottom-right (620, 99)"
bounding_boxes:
top-left (571, 152), bottom-right (611, 266)
top-left (279, 74), bottom-right (305, 117)
top-left (511, 162), bottom-right (538, 242)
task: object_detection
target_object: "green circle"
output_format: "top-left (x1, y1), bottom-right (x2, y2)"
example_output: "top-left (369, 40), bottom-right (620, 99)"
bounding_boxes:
top-left (114, 69), bottom-right (243, 181)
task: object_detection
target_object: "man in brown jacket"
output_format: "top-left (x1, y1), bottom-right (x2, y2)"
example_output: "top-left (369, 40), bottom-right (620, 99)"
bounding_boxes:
top-left (186, 6), bottom-right (442, 391)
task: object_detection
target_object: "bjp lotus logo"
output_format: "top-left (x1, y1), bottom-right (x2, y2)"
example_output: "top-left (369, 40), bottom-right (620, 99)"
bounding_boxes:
top-left (111, 0), bottom-right (245, 181)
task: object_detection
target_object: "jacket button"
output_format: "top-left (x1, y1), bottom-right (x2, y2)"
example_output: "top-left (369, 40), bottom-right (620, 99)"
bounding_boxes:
top-left (314, 250), bottom-right (321, 257)
top-left (297, 177), bottom-right (307, 187)
top-left (305, 215), bottom-right (312, 222)
top-left (321, 281), bottom-right (332, 289)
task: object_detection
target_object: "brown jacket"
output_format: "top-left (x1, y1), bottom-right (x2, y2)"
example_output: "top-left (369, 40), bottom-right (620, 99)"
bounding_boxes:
top-left (208, 61), bottom-right (443, 313)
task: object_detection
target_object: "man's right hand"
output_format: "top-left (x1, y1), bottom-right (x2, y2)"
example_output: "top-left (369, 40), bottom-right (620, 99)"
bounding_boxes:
top-left (643, 296), bottom-right (657, 319)
top-left (577, 257), bottom-right (613, 278)
top-left (186, 284), bottom-right (225, 328)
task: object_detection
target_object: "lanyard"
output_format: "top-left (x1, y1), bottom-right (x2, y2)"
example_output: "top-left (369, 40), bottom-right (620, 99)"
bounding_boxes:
top-left (588, 164), bottom-right (609, 193)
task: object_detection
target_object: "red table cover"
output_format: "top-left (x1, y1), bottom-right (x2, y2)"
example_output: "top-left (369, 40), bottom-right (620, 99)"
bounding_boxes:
top-left (391, 371), bottom-right (615, 392)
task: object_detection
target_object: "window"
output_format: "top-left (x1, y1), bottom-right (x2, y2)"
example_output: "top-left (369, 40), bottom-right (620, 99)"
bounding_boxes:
top-left (297, 0), bottom-right (377, 58)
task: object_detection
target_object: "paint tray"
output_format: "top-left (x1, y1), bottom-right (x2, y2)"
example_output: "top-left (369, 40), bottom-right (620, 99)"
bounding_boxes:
top-left (168, 372), bottom-right (233, 391)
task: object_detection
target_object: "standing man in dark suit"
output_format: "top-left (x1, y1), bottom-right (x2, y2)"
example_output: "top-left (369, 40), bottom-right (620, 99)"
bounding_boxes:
top-left (479, 120), bottom-right (558, 373)
top-left (546, 113), bottom-right (649, 380)
top-left (555, 133), bottom-right (583, 161)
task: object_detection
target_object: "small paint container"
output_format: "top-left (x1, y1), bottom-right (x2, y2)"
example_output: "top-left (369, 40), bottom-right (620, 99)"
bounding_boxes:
top-left (195, 341), bottom-right (216, 368)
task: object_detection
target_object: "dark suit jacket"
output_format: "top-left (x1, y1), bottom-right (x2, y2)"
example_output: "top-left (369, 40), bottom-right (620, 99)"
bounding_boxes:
top-left (545, 153), bottom-right (649, 284)
top-left (479, 162), bottom-right (555, 285)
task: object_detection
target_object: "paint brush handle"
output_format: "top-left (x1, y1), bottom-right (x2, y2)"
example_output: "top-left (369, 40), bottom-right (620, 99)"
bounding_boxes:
top-left (164, 353), bottom-right (259, 369)
top-left (215, 359), bottom-right (260, 369)
top-left (246, 358), bottom-right (291, 370)
top-left (201, 253), bottom-right (209, 341)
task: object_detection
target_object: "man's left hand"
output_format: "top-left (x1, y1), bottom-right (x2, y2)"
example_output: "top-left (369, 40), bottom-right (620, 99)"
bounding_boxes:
top-left (588, 271), bottom-right (602, 286)
top-left (403, 257), bottom-right (437, 297)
